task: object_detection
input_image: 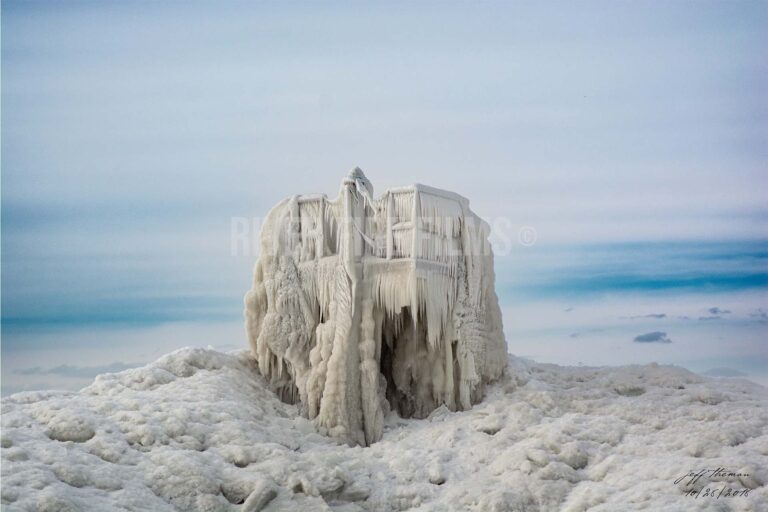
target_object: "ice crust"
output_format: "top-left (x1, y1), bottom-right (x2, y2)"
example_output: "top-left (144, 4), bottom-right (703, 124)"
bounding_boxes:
top-left (2, 347), bottom-right (767, 511)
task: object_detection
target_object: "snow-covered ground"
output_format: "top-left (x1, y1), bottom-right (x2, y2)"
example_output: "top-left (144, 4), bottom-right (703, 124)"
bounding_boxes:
top-left (2, 347), bottom-right (766, 511)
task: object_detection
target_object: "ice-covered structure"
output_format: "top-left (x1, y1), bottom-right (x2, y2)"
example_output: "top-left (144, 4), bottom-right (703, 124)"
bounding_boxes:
top-left (245, 168), bottom-right (507, 445)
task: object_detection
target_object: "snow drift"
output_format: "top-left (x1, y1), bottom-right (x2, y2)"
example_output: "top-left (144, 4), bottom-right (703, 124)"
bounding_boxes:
top-left (2, 348), bottom-right (766, 511)
top-left (244, 168), bottom-right (507, 445)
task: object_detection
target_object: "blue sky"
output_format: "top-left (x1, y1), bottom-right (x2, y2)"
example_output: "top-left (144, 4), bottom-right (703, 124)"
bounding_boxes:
top-left (2, 1), bottom-right (767, 393)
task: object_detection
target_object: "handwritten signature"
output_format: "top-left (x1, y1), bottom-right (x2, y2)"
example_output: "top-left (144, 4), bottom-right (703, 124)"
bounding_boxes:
top-left (674, 468), bottom-right (751, 499)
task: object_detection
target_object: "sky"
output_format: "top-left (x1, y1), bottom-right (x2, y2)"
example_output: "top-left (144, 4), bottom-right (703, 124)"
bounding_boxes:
top-left (2, 0), bottom-right (767, 394)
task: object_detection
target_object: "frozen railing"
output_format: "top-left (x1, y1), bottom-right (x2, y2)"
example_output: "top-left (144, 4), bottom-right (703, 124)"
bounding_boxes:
top-left (378, 185), bottom-right (466, 274)
top-left (293, 184), bottom-right (471, 274)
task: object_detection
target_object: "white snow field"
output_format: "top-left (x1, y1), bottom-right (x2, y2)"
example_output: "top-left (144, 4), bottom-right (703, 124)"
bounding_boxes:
top-left (2, 347), bottom-right (767, 512)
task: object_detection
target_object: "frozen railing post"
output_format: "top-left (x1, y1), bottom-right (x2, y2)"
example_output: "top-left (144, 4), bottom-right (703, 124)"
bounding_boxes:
top-left (245, 168), bottom-right (507, 445)
top-left (386, 192), bottom-right (394, 260)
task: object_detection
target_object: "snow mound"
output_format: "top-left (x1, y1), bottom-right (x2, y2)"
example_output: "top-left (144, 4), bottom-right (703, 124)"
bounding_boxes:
top-left (2, 347), bottom-right (767, 511)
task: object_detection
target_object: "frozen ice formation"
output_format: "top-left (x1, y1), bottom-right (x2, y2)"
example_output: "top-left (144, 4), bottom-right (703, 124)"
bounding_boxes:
top-left (3, 348), bottom-right (767, 511)
top-left (244, 168), bottom-right (507, 445)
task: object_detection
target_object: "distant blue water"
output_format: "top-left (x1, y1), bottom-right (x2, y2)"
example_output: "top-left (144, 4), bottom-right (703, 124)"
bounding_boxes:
top-left (1, 296), bottom-right (239, 329)
top-left (498, 240), bottom-right (768, 299)
top-left (493, 239), bottom-right (768, 387)
top-left (2, 239), bottom-right (766, 394)
top-left (2, 240), bottom-right (766, 330)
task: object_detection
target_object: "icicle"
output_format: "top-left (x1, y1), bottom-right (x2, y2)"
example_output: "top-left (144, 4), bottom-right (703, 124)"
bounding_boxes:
top-left (244, 170), bottom-right (507, 446)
